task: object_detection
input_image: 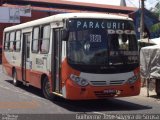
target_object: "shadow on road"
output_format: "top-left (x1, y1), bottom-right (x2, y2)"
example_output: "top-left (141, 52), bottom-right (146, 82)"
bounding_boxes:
top-left (5, 79), bottom-right (44, 98)
top-left (5, 79), bottom-right (152, 112)
top-left (148, 95), bottom-right (160, 99)
top-left (53, 99), bottom-right (152, 112)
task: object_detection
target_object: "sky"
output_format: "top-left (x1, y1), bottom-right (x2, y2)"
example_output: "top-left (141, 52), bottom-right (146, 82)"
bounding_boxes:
top-left (64, 0), bottom-right (159, 10)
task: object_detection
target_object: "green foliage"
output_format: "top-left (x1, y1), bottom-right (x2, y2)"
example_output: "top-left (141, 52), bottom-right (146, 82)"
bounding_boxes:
top-left (152, 12), bottom-right (159, 18)
top-left (151, 22), bottom-right (160, 32)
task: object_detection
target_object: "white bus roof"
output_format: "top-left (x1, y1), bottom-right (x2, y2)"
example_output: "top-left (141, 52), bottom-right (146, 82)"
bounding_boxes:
top-left (4, 13), bottom-right (132, 32)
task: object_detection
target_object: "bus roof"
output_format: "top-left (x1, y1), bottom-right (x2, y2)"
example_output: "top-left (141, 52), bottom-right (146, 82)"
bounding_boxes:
top-left (4, 13), bottom-right (132, 32)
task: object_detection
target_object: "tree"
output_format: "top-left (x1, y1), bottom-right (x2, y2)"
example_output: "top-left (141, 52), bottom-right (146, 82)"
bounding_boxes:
top-left (151, 2), bottom-right (160, 32)
top-left (151, 23), bottom-right (160, 32)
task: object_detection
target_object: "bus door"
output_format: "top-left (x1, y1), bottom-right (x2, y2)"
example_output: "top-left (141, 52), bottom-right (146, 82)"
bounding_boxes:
top-left (22, 32), bottom-right (31, 84)
top-left (52, 28), bottom-right (62, 93)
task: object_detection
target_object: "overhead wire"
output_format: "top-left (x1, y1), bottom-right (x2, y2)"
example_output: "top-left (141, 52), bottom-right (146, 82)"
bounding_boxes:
top-left (145, 0), bottom-right (159, 10)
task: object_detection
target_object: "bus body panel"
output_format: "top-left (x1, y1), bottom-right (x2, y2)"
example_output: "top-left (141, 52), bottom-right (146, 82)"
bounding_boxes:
top-left (65, 79), bottom-right (140, 100)
top-left (61, 58), bottom-right (140, 100)
top-left (2, 31), bottom-right (52, 88)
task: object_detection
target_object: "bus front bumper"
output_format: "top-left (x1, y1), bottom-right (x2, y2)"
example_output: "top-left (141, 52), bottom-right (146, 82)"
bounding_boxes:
top-left (64, 79), bottom-right (141, 100)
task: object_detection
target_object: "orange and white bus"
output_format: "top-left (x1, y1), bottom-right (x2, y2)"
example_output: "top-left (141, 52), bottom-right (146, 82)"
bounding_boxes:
top-left (2, 13), bottom-right (140, 100)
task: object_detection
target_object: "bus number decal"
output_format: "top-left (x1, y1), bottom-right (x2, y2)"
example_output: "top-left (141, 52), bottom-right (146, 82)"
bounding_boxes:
top-left (90, 34), bottom-right (101, 42)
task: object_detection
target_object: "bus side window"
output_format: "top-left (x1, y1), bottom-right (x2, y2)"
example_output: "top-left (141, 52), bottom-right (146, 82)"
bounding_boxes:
top-left (4, 33), bottom-right (10, 51)
top-left (40, 25), bottom-right (50, 53)
top-left (15, 30), bottom-right (21, 51)
top-left (9, 31), bottom-right (15, 51)
top-left (32, 26), bottom-right (40, 53)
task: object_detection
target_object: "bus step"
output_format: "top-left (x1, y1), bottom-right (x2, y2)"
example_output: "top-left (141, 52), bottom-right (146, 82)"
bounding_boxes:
top-left (52, 92), bottom-right (63, 97)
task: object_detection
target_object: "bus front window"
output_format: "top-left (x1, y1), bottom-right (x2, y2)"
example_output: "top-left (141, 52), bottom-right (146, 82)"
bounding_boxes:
top-left (68, 29), bottom-right (108, 65)
top-left (108, 34), bottom-right (138, 65)
top-left (67, 19), bottom-right (139, 73)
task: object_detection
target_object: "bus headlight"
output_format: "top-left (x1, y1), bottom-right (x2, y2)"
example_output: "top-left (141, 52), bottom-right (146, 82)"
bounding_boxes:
top-left (70, 74), bottom-right (89, 86)
top-left (128, 74), bottom-right (139, 84)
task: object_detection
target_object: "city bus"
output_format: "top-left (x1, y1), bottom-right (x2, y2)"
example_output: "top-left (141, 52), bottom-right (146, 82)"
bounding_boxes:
top-left (2, 13), bottom-right (140, 100)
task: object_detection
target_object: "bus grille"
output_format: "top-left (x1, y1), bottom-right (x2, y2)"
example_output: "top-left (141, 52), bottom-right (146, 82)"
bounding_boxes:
top-left (110, 80), bottom-right (125, 85)
top-left (90, 80), bottom-right (125, 86)
top-left (90, 81), bottom-right (106, 86)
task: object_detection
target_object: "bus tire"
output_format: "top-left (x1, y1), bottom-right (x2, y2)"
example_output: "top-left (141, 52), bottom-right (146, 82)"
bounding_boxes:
top-left (12, 70), bottom-right (20, 86)
top-left (42, 77), bottom-right (55, 100)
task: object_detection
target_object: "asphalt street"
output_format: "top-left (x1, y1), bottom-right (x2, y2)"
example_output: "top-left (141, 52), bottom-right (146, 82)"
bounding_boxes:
top-left (0, 65), bottom-right (160, 116)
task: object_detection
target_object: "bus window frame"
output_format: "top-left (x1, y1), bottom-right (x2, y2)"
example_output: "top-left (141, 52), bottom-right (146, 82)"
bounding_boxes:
top-left (14, 30), bottom-right (21, 52)
top-left (4, 32), bottom-right (10, 51)
top-left (32, 26), bottom-right (40, 53)
top-left (9, 31), bottom-right (15, 52)
top-left (40, 24), bottom-right (51, 54)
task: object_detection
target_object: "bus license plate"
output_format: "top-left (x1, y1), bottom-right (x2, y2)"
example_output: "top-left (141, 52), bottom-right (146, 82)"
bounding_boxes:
top-left (104, 90), bottom-right (117, 94)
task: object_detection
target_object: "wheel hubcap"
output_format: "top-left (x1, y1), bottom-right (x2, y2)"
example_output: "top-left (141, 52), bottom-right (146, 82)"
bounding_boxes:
top-left (13, 73), bottom-right (16, 84)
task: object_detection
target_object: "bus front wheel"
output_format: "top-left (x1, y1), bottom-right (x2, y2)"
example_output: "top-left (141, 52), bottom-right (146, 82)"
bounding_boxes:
top-left (42, 77), bottom-right (55, 100)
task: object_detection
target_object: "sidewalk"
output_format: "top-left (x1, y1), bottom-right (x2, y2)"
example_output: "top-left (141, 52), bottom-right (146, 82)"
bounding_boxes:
top-left (140, 87), bottom-right (157, 97)
top-left (140, 78), bottom-right (158, 97)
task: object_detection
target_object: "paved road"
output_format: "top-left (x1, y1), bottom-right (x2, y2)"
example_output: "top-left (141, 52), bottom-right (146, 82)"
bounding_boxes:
top-left (0, 65), bottom-right (160, 116)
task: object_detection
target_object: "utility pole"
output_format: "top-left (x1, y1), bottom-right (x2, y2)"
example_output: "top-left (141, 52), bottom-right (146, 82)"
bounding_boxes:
top-left (120, 0), bottom-right (126, 7)
top-left (158, 2), bottom-right (160, 20)
top-left (0, 0), bottom-right (2, 6)
top-left (140, 0), bottom-right (145, 39)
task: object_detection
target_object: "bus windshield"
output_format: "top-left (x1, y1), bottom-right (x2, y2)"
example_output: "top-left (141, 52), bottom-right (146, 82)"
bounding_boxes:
top-left (67, 19), bottom-right (139, 73)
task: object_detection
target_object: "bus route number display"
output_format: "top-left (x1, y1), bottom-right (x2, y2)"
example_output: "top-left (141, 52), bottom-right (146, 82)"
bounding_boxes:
top-left (90, 34), bottom-right (101, 42)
